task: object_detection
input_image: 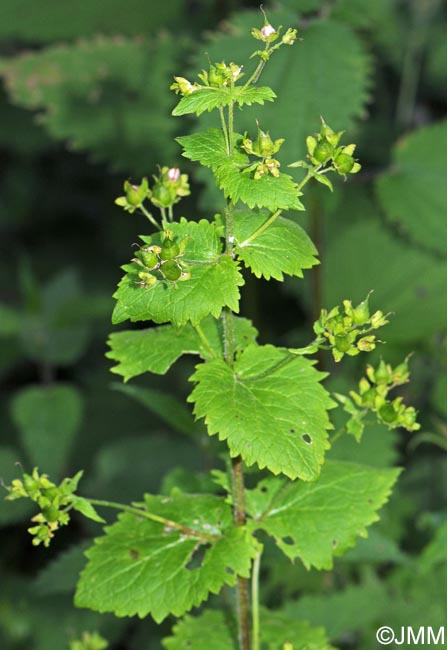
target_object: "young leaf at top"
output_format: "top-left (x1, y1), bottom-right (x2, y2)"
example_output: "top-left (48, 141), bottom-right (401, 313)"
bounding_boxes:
top-left (234, 209), bottom-right (319, 281)
top-left (247, 460), bottom-right (400, 569)
top-left (172, 85), bottom-right (276, 116)
top-left (188, 344), bottom-right (335, 481)
top-left (75, 493), bottom-right (258, 622)
top-left (112, 219), bottom-right (244, 327)
top-left (107, 315), bottom-right (257, 381)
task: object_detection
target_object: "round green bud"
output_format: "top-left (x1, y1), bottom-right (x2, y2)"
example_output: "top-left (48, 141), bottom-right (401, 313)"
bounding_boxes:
top-left (334, 152), bottom-right (355, 174)
top-left (137, 248), bottom-right (159, 269)
top-left (160, 239), bottom-right (180, 260)
top-left (161, 260), bottom-right (182, 281)
top-left (379, 403), bottom-right (398, 424)
top-left (352, 300), bottom-right (370, 325)
top-left (334, 335), bottom-right (351, 352)
top-left (42, 507), bottom-right (60, 523)
top-left (126, 184), bottom-right (142, 206)
top-left (375, 361), bottom-right (391, 384)
top-left (137, 271), bottom-right (157, 286)
top-left (313, 140), bottom-right (333, 164)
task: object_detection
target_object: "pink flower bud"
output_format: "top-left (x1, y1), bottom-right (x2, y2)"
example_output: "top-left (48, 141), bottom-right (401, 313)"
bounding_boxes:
top-left (167, 167), bottom-right (180, 182)
top-left (261, 24), bottom-right (276, 39)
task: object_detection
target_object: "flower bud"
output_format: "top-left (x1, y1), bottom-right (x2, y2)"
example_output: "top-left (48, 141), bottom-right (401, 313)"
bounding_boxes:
top-left (334, 152), bottom-right (355, 174)
top-left (160, 238), bottom-right (180, 260)
top-left (312, 140), bottom-right (333, 164)
top-left (167, 167), bottom-right (180, 182)
top-left (352, 299), bottom-right (370, 325)
top-left (161, 260), bottom-right (182, 281)
top-left (261, 24), bottom-right (276, 39)
top-left (282, 28), bottom-right (297, 45)
top-left (379, 402), bottom-right (398, 424)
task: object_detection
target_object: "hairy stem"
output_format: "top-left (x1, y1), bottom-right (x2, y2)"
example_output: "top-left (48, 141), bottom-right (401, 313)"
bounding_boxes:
top-left (87, 499), bottom-right (217, 542)
top-left (221, 96), bottom-right (251, 650)
top-left (219, 107), bottom-right (230, 155)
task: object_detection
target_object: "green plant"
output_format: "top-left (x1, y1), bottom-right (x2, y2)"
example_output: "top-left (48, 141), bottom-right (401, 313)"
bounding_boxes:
top-left (5, 14), bottom-right (422, 650)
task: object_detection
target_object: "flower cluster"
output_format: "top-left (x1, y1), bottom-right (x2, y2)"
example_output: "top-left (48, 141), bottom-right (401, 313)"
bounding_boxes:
top-left (251, 22), bottom-right (298, 59)
top-left (314, 295), bottom-right (389, 362)
top-left (5, 469), bottom-right (82, 546)
top-left (132, 229), bottom-right (190, 287)
top-left (335, 358), bottom-right (420, 440)
top-left (171, 61), bottom-right (244, 96)
top-left (115, 167), bottom-right (190, 216)
top-left (70, 632), bottom-right (108, 650)
top-left (241, 123), bottom-right (285, 179)
top-left (306, 118), bottom-right (361, 176)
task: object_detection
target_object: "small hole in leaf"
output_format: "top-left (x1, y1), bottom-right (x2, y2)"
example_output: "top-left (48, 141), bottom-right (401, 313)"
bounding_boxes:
top-left (302, 434), bottom-right (312, 445)
top-left (289, 428), bottom-right (295, 433)
top-left (260, 486), bottom-right (268, 493)
top-left (226, 566), bottom-right (235, 574)
top-left (130, 549), bottom-right (140, 560)
top-left (185, 543), bottom-right (211, 571)
top-left (282, 536), bottom-right (294, 546)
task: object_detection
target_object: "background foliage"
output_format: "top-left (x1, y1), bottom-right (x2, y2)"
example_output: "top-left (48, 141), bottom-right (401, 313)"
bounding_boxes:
top-left (0, 0), bottom-right (446, 648)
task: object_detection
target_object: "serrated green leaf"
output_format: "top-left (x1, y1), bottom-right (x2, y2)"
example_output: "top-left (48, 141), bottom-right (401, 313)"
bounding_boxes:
top-left (112, 219), bottom-right (244, 327)
top-left (75, 493), bottom-right (258, 622)
top-left (188, 344), bottom-right (334, 480)
top-left (234, 210), bottom-right (319, 280)
top-left (107, 315), bottom-right (258, 381)
top-left (163, 610), bottom-right (235, 650)
top-left (173, 85), bottom-right (276, 116)
top-left (376, 121), bottom-right (447, 254)
top-left (1, 36), bottom-right (179, 173)
top-left (216, 157), bottom-right (303, 212)
top-left (177, 128), bottom-right (230, 170)
top-left (248, 460), bottom-right (400, 569)
top-left (178, 129), bottom-right (303, 211)
top-left (10, 384), bottom-right (83, 477)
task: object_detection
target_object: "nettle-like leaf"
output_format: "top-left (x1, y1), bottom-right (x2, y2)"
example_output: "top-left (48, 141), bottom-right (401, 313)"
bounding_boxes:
top-left (191, 10), bottom-right (371, 165)
top-left (178, 129), bottom-right (303, 212)
top-left (163, 608), bottom-right (334, 650)
top-left (0, 35), bottom-right (178, 173)
top-left (234, 210), bottom-right (319, 280)
top-left (107, 315), bottom-right (258, 381)
top-left (319, 188), bottom-right (447, 343)
top-left (75, 493), bottom-right (258, 622)
top-left (376, 120), bottom-right (447, 254)
top-left (112, 219), bottom-right (244, 327)
top-left (172, 86), bottom-right (276, 116)
top-left (247, 460), bottom-right (400, 569)
top-left (189, 344), bottom-right (335, 481)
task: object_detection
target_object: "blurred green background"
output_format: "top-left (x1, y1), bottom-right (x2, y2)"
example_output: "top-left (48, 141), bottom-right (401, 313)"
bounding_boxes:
top-left (0, 0), bottom-right (446, 648)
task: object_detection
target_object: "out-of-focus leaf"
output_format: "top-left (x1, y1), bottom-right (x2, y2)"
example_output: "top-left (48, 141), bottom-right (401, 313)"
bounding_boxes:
top-left (1, 35), bottom-right (180, 173)
top-left (315, 189), bottom-right (447, 343)
top-left (419, 518), bottom-right (447, 573)
top-left (34, 542), bottom-right (90, 595)
top-left (0, 0), bottom-right (183, 41)
top-left (111, 384), bottom-right (197, 437)
top-left (0, 445), bottom-right (32, 524)
top-left (283, 576), bottom-right (387, 640)
top-left (376, 121), bottom-right (447, 254)
top-left (83, 434), bottom-right (203, 504)
top-left (11, 384), bottom-right (83, 477)
top-left (0, 304), bottom-right (20, 336)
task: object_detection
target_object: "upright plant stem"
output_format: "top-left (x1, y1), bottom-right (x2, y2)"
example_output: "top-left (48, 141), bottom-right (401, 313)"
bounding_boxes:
top-left (221, 97), bottom-right (251, 650)
top-left (251, 549), bottom-right (262, 650)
